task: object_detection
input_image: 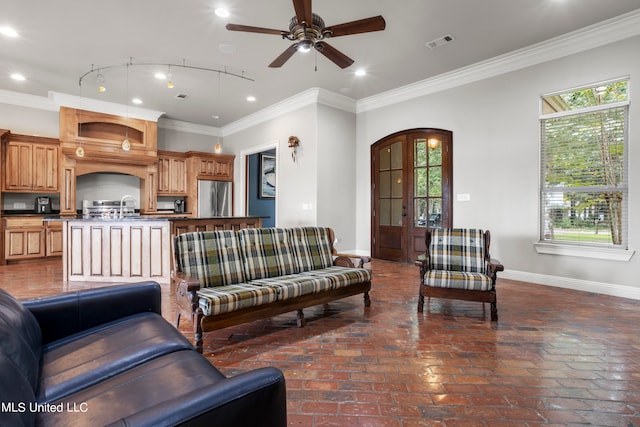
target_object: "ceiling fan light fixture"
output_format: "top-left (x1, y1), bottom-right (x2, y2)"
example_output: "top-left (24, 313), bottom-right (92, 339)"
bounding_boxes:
top-left (297, 39), bottom-right (314, 52)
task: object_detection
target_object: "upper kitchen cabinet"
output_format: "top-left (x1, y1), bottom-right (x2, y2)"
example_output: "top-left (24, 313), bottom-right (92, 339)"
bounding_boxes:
top-left (59, 107), bottom-right (157, 165)
top-left (157, 150), bottom-right (187, 195)
top-left (58, 107), bottom-right (161, 215)
top-left (188, 151), bottom-right (234, 181)
top-left (3, 134), bottom-right (59, 193)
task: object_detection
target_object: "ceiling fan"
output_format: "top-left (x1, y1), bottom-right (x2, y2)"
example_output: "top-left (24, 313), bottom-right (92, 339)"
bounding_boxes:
top-left (226, 0), bottom-right (386, 69)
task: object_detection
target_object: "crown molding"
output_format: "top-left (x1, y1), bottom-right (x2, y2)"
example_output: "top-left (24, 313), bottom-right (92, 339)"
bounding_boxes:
top-left (221, 87), bottom-right (356, 137)
top-left (158, 118), bottom-right (222, 137)
top-left (357, 8), bottom-right (640, 113)
top-left (49, 92), bottom-right (165, 122)
top-left (0, 89), bottom-right (58, 111)
top-left (0, 90), bottom-right (165, 122)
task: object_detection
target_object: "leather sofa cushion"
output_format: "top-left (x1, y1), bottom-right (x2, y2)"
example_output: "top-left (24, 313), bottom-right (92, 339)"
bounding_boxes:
top-left (38, 312), bottom-right (192, 403)
top-left (0, 351), bottom-right (36, 427)
top-left (0, 289), bottom-right (42, 392)
top-left (37, 350), bottom-right (226, 426)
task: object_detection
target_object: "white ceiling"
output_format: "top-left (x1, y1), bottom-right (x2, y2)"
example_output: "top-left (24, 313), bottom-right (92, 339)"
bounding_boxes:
top-left (2, 0), bottom-right (640, 128)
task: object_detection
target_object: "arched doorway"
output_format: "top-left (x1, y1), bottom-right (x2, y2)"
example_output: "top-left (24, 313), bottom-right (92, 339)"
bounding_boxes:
top-left (371, 128), bottom-right (453, 262)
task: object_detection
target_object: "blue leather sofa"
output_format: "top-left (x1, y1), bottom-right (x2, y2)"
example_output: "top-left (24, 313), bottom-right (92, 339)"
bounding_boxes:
top-left (0, 282), bottom-right (286, 427)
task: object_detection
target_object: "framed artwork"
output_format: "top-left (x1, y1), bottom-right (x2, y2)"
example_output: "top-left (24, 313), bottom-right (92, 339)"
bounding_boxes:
top-left (259, 154), bottom-right (276, 198)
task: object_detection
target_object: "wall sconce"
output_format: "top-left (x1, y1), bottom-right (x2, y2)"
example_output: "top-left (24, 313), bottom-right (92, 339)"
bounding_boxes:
top-left (288, 136), bottom-right (300, 162)
top-left (428, 138), bottom-right (440, 149)
top-left (214, 143), bottom-right (222, 153)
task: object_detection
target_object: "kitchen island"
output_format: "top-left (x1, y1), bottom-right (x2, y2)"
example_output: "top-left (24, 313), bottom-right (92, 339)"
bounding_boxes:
top-left (51, 216), bottom-right (263, 284)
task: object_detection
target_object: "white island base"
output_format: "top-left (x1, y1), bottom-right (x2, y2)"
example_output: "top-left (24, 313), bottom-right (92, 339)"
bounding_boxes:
top-left (62, 219), bottom-right (171, 284)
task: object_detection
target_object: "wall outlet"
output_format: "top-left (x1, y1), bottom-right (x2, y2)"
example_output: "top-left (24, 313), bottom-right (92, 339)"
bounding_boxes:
top-left (13, 202), bottom-right (27, 209)
top-left (456, 194), bottom-right (471, 202)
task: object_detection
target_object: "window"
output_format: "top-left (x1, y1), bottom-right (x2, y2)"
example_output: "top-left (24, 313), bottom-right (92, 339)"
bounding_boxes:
top-left (539, 79), bottom-right (629, 250)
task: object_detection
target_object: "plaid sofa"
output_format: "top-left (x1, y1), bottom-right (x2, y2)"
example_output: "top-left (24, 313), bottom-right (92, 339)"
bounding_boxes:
top-left (173, 227), bottom-right (372, 352)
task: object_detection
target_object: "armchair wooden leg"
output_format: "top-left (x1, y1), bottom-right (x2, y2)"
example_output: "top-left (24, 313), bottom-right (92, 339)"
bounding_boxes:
top-left (417, 284), bottom-right (425, 312)
top-left (490, 302), bottom-right (498, 321)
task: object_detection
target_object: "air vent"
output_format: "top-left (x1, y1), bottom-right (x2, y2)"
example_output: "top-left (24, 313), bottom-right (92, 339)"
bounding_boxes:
top-left (175, 93), bottom-right (189, 100)
top-left (426, 34), bottom-right (455, 50)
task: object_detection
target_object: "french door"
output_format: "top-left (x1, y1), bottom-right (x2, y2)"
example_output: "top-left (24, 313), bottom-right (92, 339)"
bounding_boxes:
top-left (371, 129), bottom-right (452, 262)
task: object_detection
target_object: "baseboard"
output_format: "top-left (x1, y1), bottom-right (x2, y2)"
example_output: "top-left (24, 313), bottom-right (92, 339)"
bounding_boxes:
top-left (501, 269), bottom-right (640, 301)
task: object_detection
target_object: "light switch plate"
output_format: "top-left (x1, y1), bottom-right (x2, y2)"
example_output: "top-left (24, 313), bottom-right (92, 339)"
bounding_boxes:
top-left (456, 194), bottom-right (471, 202)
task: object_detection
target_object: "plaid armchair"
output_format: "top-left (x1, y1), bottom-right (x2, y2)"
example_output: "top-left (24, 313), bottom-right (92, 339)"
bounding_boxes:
top-left (416, 228), bottom-right (504, 320)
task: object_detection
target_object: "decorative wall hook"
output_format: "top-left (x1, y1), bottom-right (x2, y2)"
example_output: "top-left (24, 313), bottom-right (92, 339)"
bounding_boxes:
top-left (288, 135), bottom-right (300, 162)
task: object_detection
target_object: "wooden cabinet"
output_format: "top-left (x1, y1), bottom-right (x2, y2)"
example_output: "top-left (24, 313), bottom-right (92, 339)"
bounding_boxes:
top-left (63, 219), bottom-right (170, 283)
top-left (169, 217), bottom-right (262, 236)
top-left (3, 217), bottom-right (45, 260)
top-left (3, 136), bottom-right (59, 192)
top-left (3, 217), bottom-right (63, 261)
top-left (157, 151), bottom-right (187, 195)
top-left (188, 152), bottom-right (234, 181)
top-left (45, 222), bottom-right (63, 257)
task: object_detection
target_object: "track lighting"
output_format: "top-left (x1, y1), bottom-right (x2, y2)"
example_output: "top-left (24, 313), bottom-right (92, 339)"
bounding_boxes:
top-left (96, 73), bottom-right (106, 92)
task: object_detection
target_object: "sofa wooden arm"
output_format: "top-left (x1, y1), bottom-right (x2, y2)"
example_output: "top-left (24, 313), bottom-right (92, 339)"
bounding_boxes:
top-left (334, 253), bottom-right (371, 268)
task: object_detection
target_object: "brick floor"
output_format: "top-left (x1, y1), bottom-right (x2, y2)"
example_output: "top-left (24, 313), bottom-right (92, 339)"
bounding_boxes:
top-left (3, 258), bottom-right (640, 426)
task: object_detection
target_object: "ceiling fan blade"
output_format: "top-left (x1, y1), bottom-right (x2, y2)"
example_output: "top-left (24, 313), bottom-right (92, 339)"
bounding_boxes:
top-left (293, 0), bottom-right (312, 26)
top-left (315, 42), bottom-right (354, 69)
top-left (269, 44), bottom-right (298, 68)
top-left (226, 23), bottom-right (289, 36)
top-left (323, 16), bottom-right (386, 37)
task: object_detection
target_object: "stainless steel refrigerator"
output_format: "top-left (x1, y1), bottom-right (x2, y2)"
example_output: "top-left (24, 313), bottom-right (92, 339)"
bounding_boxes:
top-left (198, 180), bottom-right (232, 217)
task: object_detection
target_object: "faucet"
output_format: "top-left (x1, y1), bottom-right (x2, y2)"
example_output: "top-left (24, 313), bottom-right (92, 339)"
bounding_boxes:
top-left (119, 195), bottom-right (137, 219)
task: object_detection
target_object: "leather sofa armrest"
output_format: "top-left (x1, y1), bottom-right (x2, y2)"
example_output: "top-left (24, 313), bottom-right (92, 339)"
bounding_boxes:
top-left (107, 367), bottom-right (287, 427)
top-left (22, 282), bottom-right (162, 345)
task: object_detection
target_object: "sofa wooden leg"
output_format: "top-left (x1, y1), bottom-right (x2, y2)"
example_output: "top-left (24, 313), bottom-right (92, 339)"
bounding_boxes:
top-left (364, 291), bottom-right (371, 307)
top-left (296, 309), bottom-right (305, 327)
top-left (194, 310), bottom-right (204, 353)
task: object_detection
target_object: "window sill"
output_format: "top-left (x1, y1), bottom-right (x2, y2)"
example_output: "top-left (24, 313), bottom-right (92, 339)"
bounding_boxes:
top-left (534, 242), bottom-right (635, 261)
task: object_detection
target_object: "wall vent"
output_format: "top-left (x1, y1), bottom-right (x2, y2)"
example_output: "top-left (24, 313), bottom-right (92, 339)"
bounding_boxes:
top-left (175, 93), bottom-right (189, 100)
top-left (426, 34), bottom-right (455, 50)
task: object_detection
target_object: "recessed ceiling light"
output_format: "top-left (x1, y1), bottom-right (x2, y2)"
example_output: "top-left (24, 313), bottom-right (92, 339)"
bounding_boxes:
top-left (215, 8), bottom-right (230, 18)
top-left (132, 98), bottom-right (143, 105)
top-left (0, 26), bottom-right (18, 38)
top-left (212, 115), bottom-right (220, 119)
top-left (246, 96), bottom-right (256, 102)
top-left (10, 73), bottom-right (25, 81)
top-left (355, 69), bottom-right (366, 77)
top-left (155, 72), bottom-right (167, 79)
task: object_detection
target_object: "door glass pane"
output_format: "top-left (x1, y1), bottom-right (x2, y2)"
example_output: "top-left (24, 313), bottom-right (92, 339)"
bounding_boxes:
top-left (414, 168), bottom-right (426, 197)
top-left (428, 167), bottom-right (442, 197)
top-left (379, 171), bottom-right (390, 198)
top-left (379, 146), bottom-right (391, 171)
top-left (415, 198), bottom-right (427, 227)
top-left (428, 142), bottom-right (442, 166)
top-left (414, 139), bottom-right (427, 167)
top-left (391, 170), bottom-right (403, 198)
top-left (428, 198), bottom-right (442, 228)
top-left (390, 141), bottom-right (403, 169)
top-left (391, 199), bottom-right (404, 226)
top-left (379, 199), bottom-right (390, 226)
